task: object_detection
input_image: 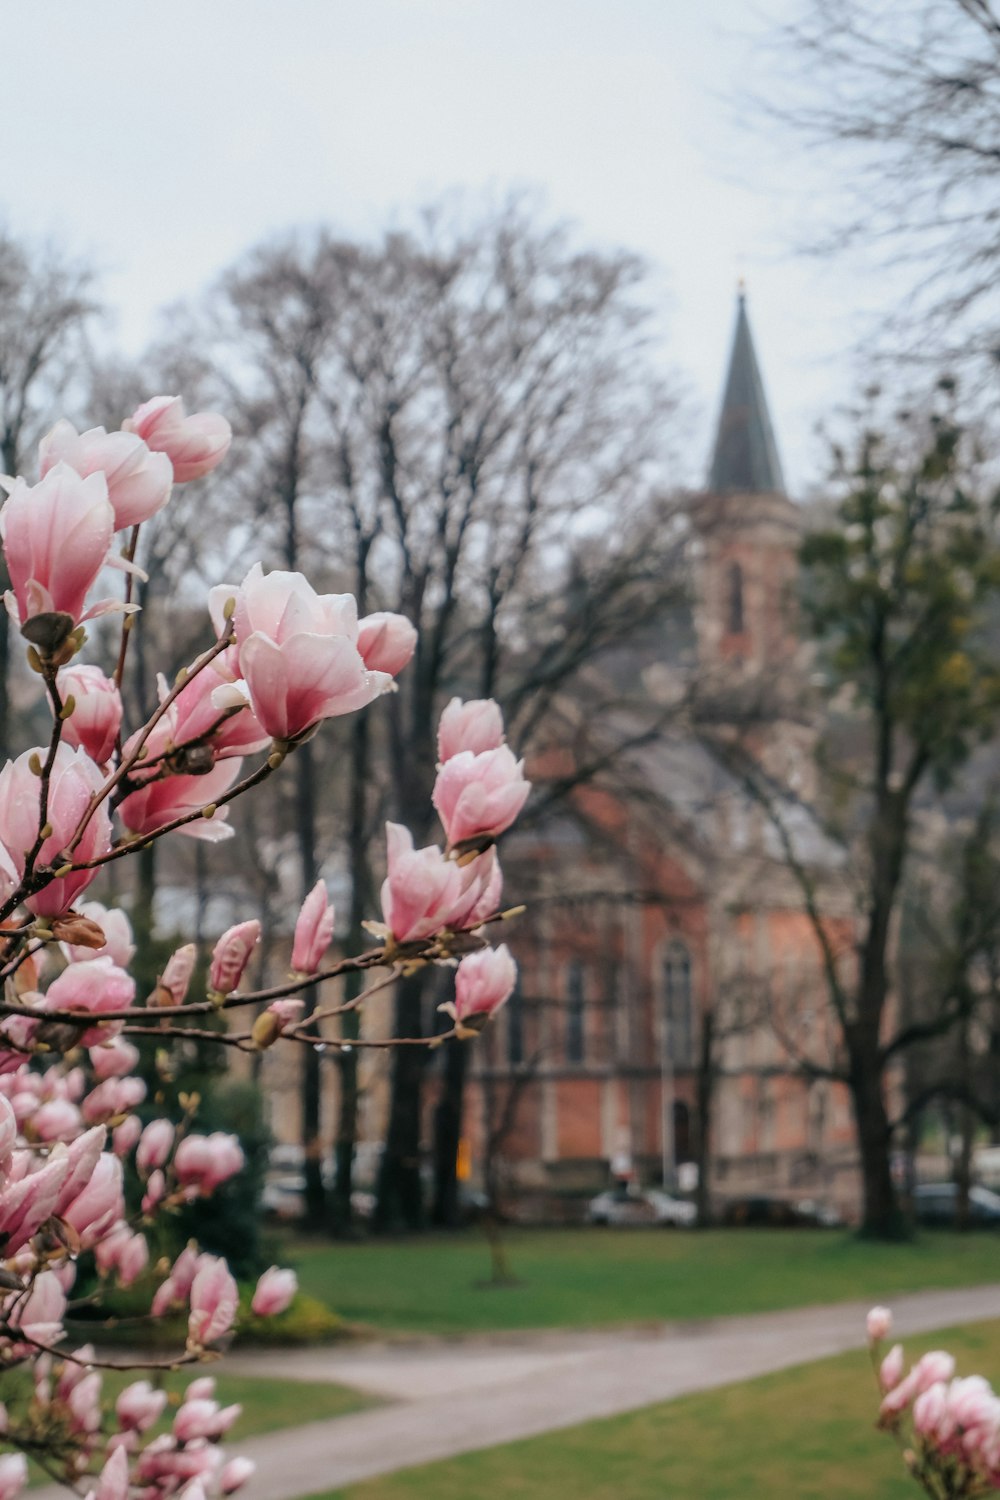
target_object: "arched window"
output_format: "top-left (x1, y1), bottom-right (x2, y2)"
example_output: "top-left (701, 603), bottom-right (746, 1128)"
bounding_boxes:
top-left (566, 960), bottom-right (585, 1065)
top-left (726, 561), bottom-right (744, 635)
top-left (663, 942), bottom-right (693, 1068)
top-left (507, 977), bottom-right (524, 1066)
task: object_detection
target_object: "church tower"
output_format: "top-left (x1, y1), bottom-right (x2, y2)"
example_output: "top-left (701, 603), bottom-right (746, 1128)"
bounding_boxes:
top-left (693, 287), bottom-right (800, 675)
top-left (692, 289), bottom-right (813, 790)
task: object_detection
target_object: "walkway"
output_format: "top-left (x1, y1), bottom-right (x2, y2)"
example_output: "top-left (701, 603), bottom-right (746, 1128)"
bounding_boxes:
top-left (30, 1284), bottom-right (1000, 1500)
top-left (221, 1282), bottom-right (1000, 1498)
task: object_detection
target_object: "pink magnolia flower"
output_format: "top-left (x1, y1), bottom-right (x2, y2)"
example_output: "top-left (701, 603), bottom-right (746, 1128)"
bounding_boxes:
top-left (123, 396), bottom-right (232, 482)
top-left (291, 881), bottom-right (335, 974)
top-left (56, 665), bottom-right (123, 766)
top-left (111, 1115), bottom-right (142, 1157)
top-left (185, 1377), bottom-right (216, 1401)
top-left (44, 958), bottom-right (136, 1047)
top-left (39, 419), bottom-right (173, 530)
top-left (432, 745), bottom-right (530, 848)
top-left (880, 1344), bottom-right (905, 1393)
top-left (220, 1457), bottom-right (256, 1493)
top-left (0, 464), bottom-right (116, 632)
top-left (136, 1119), bottom-right (175, 1175)
top-left (135, 1436), bottom-right (221, 1489)
top-left (53, 1125), bottom-right (108, 1214)
top-left (251, 1266), bottom-right (297, 1317)
top-left (155, 942), bottom-right (197, 1007)
top-left (14, 1268), bottom-right (67, 1345)
top-left (95, 1224), bottom-right (148, 1286)
top-left (90, 1038), bottom-right (141, 1082)
top-left (91, 1444), bottom-right (129, 1500)
top-left (437, 697), bottom-right (506, 763)
top-left (187, 1256), bottom-right (239, 1347)
top-left (379, 824), bottom-right (495, 942)
top-left (223, 564), bottom-right (391, 742)
top-left (0, 1094), bottom-right (15, 1174)
top-left (0, 1150), bottom-right (70, 1254)
top-left (947, 1374), bottom-right (1000, 1435)
top-left (32, 1097), bottom-right (81, 1142)
top-left (65, 1368), bottom-right (102, 1434)
top-left (142, 1168), bottom-right (167, 1216)
top-left (913, 1381), bottom-right (949, 1437)
top-left (65, 902), bottom-right (135, 968)
top-left (118, 756), bottom-right (242, 844)
top-left (173, 1397), bottom-right (241, 1442)
top-left (174, 1133), bottom-right (245, 1196)
top-left (116, 1380), bottom-right (168, 1433)
top-left (467, 849), bottom-right (503, 925)
top-left (0, 743), bottom-right (112, 916)
top-left (452, 945), bottom-right (517, 1029)
top-left (867, 1306), bottom-right (892, 1343)
top-left (61, 1152), bottom-right (124, 1248)
top-left (268, 998), bottom-right (304, 1028)
top-left (914, 1351), bottom-right (957, 1395)
top-left (0, 1454), bottom-right (27, 1500)
top-left (356, 611), bottom-right (417, 676)
top-left (122, 665), bottom-right (267, 783)
top-left (209, 920), bottom-right (260, 994)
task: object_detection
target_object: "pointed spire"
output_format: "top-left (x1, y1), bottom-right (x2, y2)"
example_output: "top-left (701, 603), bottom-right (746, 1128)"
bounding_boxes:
top-left (707, 288), bottom-right (786, 495)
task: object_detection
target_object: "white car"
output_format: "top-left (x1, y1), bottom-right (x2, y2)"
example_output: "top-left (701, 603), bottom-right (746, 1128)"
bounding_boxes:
top-left (587, 1187), bottom-right (696, 1227)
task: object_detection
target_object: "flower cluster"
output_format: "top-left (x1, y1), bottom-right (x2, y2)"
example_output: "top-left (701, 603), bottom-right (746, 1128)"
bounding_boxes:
top-left (0, 393), bottom-right (529, 1498)
top-left (868, 1306), bottom-right (1000, 1494)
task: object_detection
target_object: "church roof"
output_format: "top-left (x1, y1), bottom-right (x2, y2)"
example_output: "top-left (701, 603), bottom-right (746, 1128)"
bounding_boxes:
top-left (707, 289), bottom-right (786, 495)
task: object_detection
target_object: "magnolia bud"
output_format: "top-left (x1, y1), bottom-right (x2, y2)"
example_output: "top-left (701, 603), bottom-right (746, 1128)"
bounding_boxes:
top-left (51, 913), bottom-right (107, 950)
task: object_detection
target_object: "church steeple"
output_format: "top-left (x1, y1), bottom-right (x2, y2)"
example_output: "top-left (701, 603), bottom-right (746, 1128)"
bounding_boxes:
top-left (707, 289), bottom-right (786, 496)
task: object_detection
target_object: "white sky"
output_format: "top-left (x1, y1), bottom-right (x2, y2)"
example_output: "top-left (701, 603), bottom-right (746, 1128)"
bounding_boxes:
top-left (1, 0), bottom-right (900, 495)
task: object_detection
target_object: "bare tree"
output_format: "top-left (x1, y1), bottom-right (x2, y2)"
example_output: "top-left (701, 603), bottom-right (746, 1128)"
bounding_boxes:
top-left (768, 0), bottom-right (1000, 367)
top-left (170, 204), bottom-right (685, 1232)
top-left (0, 230), bottom-right (98, 757)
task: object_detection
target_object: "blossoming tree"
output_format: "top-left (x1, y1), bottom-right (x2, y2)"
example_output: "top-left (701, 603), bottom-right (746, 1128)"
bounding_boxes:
top-left (0, 396), bottom-right (526, 1498)
top-left (867, 1306), bottom-right (1000, 1496)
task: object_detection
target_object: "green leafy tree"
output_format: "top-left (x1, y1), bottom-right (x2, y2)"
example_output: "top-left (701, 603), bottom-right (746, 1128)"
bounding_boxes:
top-left (797, 389), bottom-right (1000, 1236)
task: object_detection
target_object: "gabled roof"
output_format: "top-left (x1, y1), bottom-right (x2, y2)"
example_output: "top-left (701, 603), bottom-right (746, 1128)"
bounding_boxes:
top-left (707, 289), bottom-right (786, 495)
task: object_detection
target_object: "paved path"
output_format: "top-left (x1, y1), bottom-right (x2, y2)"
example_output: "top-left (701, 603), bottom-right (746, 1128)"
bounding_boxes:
top-left (32, 1284), bottom-right (1000, 1500)
top-left (223, 1283), bottom-right (1000, 1498)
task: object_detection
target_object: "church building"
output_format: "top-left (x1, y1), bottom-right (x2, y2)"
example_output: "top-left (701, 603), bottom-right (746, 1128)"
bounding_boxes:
top-left (465, 291), bottom-right (862, 1221)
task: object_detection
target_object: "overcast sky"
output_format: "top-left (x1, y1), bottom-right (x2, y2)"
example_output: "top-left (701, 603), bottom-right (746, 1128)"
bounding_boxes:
top-left (2, 0), bottom-right (900, 494)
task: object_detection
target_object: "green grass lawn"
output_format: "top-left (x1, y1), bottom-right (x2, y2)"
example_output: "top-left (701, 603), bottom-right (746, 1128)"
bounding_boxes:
top-left (312, 1319), bottom-right (1000, 1500)
top-left (289, 1226), bottom-right (1000, 1335)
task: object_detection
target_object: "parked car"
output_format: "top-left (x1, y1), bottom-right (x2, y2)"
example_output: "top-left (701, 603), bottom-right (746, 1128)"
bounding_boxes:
top-left (720, 1195), bottom-right (842, 1228)
top-left (261, 1172), bottom-right (307, 1220)
top-left (913, 1183), bottom-right (1000, 1227)
top-left (586, 1187), bottom-right (696, 1227)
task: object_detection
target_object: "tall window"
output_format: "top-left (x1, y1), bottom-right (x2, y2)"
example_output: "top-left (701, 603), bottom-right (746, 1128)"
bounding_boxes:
top-left (507, 977), bottom-right (524, 1066)
top-left (664, 942), bottom-right (693, 1067)
top-left (566, 960), bottom-right (585, 1064)
top-left (726, 561), bottom-right (744, 635)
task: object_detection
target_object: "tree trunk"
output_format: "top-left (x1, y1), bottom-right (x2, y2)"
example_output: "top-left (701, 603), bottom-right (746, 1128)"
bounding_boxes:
top-left (431, 1037), bottom-right (467, 1227)
top-left (849, 1042), bottom-right (907, 1239)
top-left (131, 843), bottom-right (159, 1001)
top-left (694, 1007), bottom-right (715, 1227)
top-left (374, 972), bottom-right (426, 1231)
top-left (294, 737), bottom-right (326, 1229)
top-left (330, 682), bottom-right (374, 1233)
